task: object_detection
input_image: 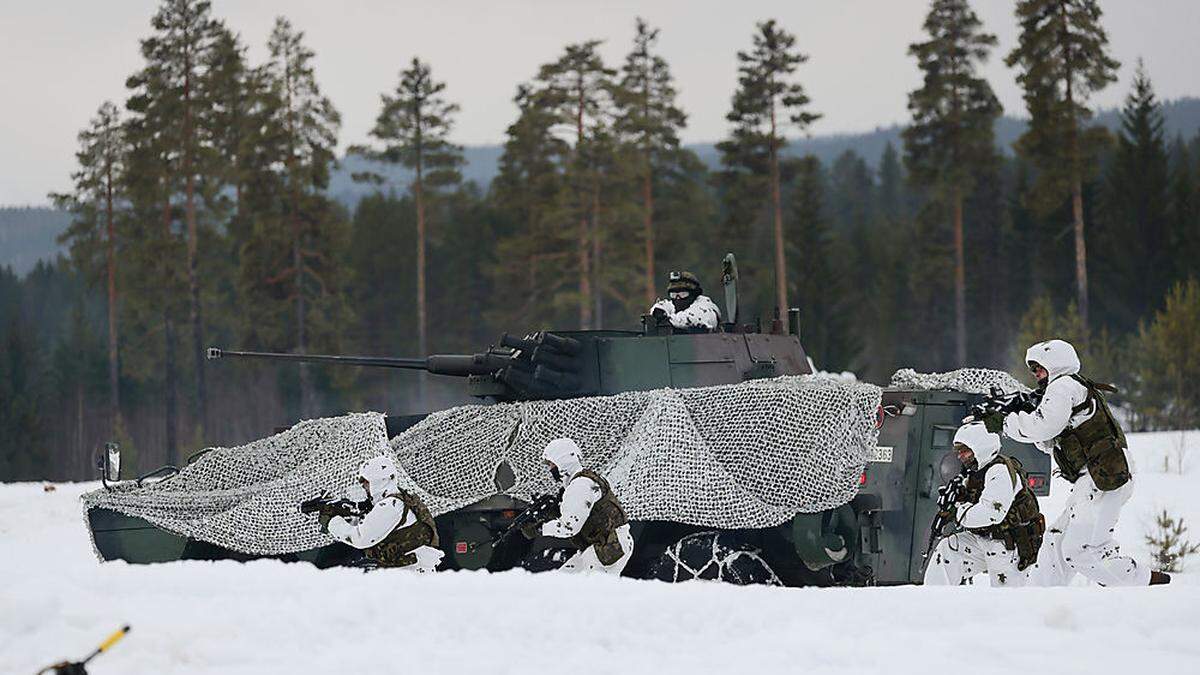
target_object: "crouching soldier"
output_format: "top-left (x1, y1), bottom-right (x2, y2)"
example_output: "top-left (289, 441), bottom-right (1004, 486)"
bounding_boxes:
top-left (996, 339), bottom-right (1169, 586)
top-left (540, 438), bottom-right (634, 575)
top-left (924, 422), bottom-right (1045, 587)
top-left (324, 455), bottom-right (444, 572)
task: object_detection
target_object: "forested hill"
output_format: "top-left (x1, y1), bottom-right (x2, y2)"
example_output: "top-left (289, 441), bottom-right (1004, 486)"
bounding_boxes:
top-left (0, 207), bottom-right (70, 276)
top-left (5, 97), bottom-right (1199, 275)
top-left (328, 96), bottom-right (1200, 205)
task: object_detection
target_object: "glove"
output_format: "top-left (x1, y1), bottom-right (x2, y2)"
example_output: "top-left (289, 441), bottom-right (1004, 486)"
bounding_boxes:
top-left (318, 511), bottom-right (334, 534)
top-left (982, 411), bottom-right (1005, 434)
top-left (650, 299), bottom-right (673, 320)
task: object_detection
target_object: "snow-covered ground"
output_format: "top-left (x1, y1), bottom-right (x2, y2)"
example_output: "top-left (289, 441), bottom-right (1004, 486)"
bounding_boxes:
top-left (3, 432), bottom-right (1200, 674)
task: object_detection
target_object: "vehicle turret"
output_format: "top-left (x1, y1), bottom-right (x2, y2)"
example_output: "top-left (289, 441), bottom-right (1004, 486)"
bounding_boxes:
top-left (207, 254), bottom-right (813, 403)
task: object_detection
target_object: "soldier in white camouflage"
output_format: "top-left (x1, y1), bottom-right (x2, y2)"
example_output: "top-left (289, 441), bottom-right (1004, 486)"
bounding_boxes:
top-left (649, 271), bottom-right (721, 333)
top-left (325, 456), bottom-right (444, 571)
top-left (540, 438), bottom-right (633, 575)
top-left (924, 422), bottom-right (1044, 587)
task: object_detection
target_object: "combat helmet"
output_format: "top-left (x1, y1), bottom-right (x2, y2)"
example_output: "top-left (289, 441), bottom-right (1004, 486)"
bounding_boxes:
top-left (667, 270), bottom-right (703, 296)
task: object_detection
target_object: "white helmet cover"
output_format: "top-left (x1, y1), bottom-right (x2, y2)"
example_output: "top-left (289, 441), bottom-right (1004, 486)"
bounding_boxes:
top-left (1025, 339), bottom-right (1081, 380)
top-left (358, 455), bottom-right (400, 498)
top-left (954, 422), bottom-right (1001, 467)
top-left (541, 438), bottom-right (584, 479)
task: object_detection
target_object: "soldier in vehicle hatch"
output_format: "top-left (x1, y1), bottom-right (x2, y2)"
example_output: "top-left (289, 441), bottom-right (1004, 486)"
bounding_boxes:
top-left (323, 456), bottom-right (444, 571)
top-left (649, 270), bottom-right (721, 333)
top-left (540, 438), bottom-right (634, 575)
top-left (986, 339), bottom-right (1170, 586)
top-left (924, 422), bottom-right (1045, 587)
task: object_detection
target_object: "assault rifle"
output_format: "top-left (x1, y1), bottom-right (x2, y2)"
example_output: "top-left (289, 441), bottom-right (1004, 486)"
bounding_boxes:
top-left (486, 491), bottom-right (563, 551)
top-left (300, 493), bottom-right (372, 520)
top-left (921, 471), bottom-right (968, 571)
top-left (965, 386), bottom-right (1042, 424)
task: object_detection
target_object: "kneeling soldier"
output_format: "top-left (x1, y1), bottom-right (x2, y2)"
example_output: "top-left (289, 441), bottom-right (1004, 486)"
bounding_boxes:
top-left (924, 422), bottom-right (1045, 587)
top-left (325, 455), bottom-right (444, 571)
top-left (540, 438), bottom-right (634, 575)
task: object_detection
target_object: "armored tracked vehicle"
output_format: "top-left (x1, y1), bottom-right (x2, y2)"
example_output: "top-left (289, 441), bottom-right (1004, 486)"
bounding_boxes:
top-left (86, 255), bottom-right (1050, 585)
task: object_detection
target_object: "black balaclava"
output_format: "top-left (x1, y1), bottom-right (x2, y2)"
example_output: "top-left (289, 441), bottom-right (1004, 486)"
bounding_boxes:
top-left (667, 271), bottom-right (702, 313)
top-left (1028, 361), bottom-right (1049, 389)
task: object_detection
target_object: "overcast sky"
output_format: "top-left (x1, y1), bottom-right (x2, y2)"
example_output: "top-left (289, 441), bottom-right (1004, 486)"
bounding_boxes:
top-left (2, 0), bottom-right (1198, 205)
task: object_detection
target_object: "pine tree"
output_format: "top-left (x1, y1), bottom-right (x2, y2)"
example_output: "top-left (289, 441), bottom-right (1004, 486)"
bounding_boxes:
top-left (717, 19), bottom-right (820, 328)
top-left (903, 0), bottom-right (1001, 366)
top-left (132, 0), bottom-right (224, 438)
top-left (786, 155), bottom-right (853, 370)
top-left (1167, 136), bottom-right (1199, 280)
top-left (50, 101), bottom-right (128, 438)
top-left (613, 18), bottom-right (688, 306)
top-left (203, 26), bottom-right (253, 224)
top-left (1005, 0), bottom-right (1120, 327)
top-left (489, 84), bottom-right (571, 328)
top-left (535, 42), bottom-right (616, 328)
top-left (1096, 61), bottom-right (1170, 334)
top-left (125, 30), bottom-right (190, 463)
top-left (351, 58), bottom-right (463, 381)
top-left (256, 16), bottom-right (342, 418)
top-left (873, 143), bottom-right (918, 376)
top-left (1136, 279), bottom-right (1200, 429)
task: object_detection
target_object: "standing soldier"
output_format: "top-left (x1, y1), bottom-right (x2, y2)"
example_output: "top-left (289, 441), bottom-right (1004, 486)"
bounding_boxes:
top-left (539, 438), bottom-right (634, 575)
top-left (649, 271), bottom-right (721, 333)
top-left (324, 455), bottom-right (444, 572)
top-left (992, 339), bottom-right (1170, 586)
top-left (924, 422), bottom-right (1045, 587)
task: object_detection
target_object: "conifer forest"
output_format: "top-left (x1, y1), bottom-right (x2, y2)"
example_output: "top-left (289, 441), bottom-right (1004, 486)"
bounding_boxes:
top-left (2, 0), bottom-right (1199, 481)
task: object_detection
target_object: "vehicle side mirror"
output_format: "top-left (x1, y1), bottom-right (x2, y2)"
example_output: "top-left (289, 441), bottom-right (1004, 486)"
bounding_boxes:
top-left (103, 442), bottom-right (121, 485)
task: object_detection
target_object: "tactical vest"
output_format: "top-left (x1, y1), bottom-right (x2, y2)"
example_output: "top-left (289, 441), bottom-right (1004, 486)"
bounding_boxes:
top-left (961, 455), bottom-right (1046, 571)
top-left (1052, 375), bottom-right (1131, 491)
top-left (365, 489), bottom-right (439, 568)
top-left (570, 470), bottom-right (629, 566)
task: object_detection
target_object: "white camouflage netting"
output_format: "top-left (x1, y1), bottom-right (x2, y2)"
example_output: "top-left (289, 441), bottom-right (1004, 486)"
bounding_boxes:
top-left (83, 375), bottom-right (881, 556)
top-left (889, 367), bottom-right (1029, 395)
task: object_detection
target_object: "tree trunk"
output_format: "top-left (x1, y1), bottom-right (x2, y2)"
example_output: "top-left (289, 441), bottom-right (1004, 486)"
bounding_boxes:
top-left (183, 33), bottom-right (207, 441)
top-left (1061, 11), bottom-right (1089, 329)
top-left (164, 313), bottom-right (178, 467)
top-left (643, 169), bottom-right (655, 306)
top-left (293, 208), bottom-right (310, 419)
top-left (769, 96), bottom-right (788, 329)
top-left (76, 381), bottom-right (84, 480)
top-left (1072, 180), bottom-right (1089, 327)
top-left (104, 164), bottom-right (120, 436)
top-left (161, 189), bottom-right (177, 467)
top-left (415, 153), bottom-right (428, 404)
top-left (284, 59), bottom-right (312, 419)
top-left (592, 183), bottom-right (603, 327)
top-left (576, 75), bottom-right (591, 330)
top-left (953, 189), bottom-right (967, 366)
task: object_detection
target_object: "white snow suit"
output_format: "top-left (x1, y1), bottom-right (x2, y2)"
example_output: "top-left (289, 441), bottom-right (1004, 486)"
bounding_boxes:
top-left (650, 294), bottom-right (721, 332)
top-left (1003, 340), bottom-right (1151, 587)
top-left (540, 438), bottom-right (633, 575)
top-left (327, 456), bottom-right (444, 572)
top-left (924, 424), bottom-right (1025, 587)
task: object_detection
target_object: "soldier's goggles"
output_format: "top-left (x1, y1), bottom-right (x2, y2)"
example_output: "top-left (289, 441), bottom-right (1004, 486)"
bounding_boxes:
top-left (668, 291), bottom-right (690, 300)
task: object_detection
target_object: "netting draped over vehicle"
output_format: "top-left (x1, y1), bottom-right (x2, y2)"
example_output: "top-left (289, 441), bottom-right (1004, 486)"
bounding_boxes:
top-left (889, 368), bottom-right (1029, 396)
top-left (83, 375), bottom-right (881, 557)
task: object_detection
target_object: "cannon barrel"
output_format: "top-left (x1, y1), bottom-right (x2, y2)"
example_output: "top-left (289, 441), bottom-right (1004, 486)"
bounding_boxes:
top-left (206, 347), bottom-right (507, 377)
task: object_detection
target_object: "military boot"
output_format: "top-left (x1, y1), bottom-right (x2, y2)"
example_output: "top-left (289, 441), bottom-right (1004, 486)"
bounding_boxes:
top-left (1150, 570), bottom-right (1171, 585)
